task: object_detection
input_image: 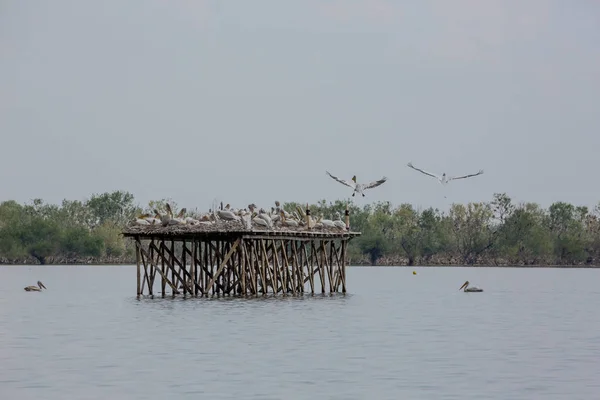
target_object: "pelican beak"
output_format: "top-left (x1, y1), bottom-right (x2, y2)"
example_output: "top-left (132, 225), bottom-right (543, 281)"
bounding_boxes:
top-left (459, 281), bottom-right (468, 291)
top-left (39, 281), bottom-right (47, 289)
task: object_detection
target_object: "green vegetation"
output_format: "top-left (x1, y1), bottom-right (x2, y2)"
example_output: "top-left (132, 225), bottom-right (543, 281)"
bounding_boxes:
top-left (1, 191), bottom-right (599, 266)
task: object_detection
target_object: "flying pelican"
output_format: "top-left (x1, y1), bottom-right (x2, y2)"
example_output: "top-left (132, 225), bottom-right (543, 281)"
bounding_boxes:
top-left (407, 162), bottom-right (483, 185)
top-left (326, 171), bottom-right (387, 197)
top-left (24, 281), bottom-right (47, 292)
top-left (459, 281), bottom-right (483, 292)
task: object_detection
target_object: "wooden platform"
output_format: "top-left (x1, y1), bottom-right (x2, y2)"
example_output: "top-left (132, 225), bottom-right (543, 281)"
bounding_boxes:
top-left (123, 223), bottom-right (361, 298)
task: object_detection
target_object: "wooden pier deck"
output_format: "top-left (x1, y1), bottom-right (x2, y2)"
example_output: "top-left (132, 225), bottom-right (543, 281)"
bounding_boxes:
top-left (122, 221), bottom-right (361, 298)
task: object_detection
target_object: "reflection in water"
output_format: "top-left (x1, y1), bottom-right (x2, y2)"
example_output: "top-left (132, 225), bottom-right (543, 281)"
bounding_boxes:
top-left (1, 265), bottom-right (600, 400)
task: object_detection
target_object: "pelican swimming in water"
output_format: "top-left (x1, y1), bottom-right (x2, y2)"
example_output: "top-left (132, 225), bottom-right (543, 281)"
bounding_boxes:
top-left (459, 281), bottom-right (483, 292)
top-left (407, 162), bottom-right (484, 185)
top-left (326, 171), bottom-right (387, 197)
top-left (24, 281), bottom-right (47, 292)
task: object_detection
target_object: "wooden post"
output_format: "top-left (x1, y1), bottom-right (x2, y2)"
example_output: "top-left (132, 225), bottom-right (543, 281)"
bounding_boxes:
top-left (341, 239), bottom-right (347, 293)
top-left (192, 240), bottom-right (198, 296)
top-left (345, 202), bottom-right (350, 231)
top-left (306, 203), bottom-right (311, 230)
top-left (240, 242), bottom-right (246, 294)
top-left (136, 239), bottom-right (141, 298)
top-left (170, 240), bottom-right (175, 296)
top-left (205, 239), bottom-right (240, 293)
top-left (161, 240), bottom-right (166, 297)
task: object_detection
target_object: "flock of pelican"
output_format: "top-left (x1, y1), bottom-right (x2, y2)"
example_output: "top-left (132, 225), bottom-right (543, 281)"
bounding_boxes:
top-left (130, 201), bottom-right (349, 231)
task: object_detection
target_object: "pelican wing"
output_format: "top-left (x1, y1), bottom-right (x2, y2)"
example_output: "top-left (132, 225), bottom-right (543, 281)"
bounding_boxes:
top-left (449, 169), bottom-right (484, 181)
top-left (363, 176), bottom-right (388, 190)
top-left (326, 171), bottom-right (355, 189)
top-left (407, 162), bottom-right (440, 180)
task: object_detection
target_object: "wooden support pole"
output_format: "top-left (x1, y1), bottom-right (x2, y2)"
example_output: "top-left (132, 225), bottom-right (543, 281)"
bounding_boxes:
top-left (137, 239), bottom-right (179, 293)
top-left (240, 242), bottom-right (246, 294)
top-left (161, 239), bottom-right (166, 297)
top-left (204, 241), bottom-right (209, 294)
top-left (205, 238), bottom-right (241, 294)
top-left (139, 249), bottom-right (151, 296)
top-left (321, 240), bottom-right (333, 293)
top-left (170, 240), bottom-right (175, 296)
top-left (192, 240), bottom-right (198, 296)
top-left (341, 239), bottom-right (347, 293)
top-left (136, 239), bottom-right (141, 297)
top-left (279, 240), bottom-right (290, 293)
top-left (329, 239), bottom-right (335, 293)
top-left (345, 202), bottom-right (350, 231)
top-left (182, 240), bottom-right (188, 297)
top-left (242, 241), bottom-right (256, 294)
top-left (149, 239), bottom-right (156, 290)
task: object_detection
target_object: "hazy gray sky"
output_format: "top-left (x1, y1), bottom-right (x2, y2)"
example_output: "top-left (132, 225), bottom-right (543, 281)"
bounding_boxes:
top-left (2, 0), bottom-right (599, 213)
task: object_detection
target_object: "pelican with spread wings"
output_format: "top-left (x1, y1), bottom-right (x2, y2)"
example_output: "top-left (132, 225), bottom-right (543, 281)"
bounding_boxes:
top-left (407, 162), bottom-right (483, 185)
top-left (325, 171), bottom-right (387, 197)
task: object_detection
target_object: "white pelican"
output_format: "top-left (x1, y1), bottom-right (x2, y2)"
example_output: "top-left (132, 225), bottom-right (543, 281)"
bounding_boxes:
top-left (459, 281), bottom-right (483, 292)
top-left (279, 210), bottom-right (299, 227)
top-left (407, 162), bottom-right (483, 185)
top-left (155, 204), bottom-right (173, 226)
top-left (255, 208), bottom-right (273, 228)
top-left (320, 214), bottom-right (336, 229)
top-left (132, 214), bottom-right (151, 225)
top-left (241, 213), bottom-right (253, 230)
top-left (24, 281), bottom-right (46, 292)
top-left (333, 212), bottom-right (347, 230)
top-left (252, 216), bottom-right (270, 229)
top-left (217, 209), bottom-right (240, 221)
top-left (185, 216), bottom-right (200, 225)
top-left (326, 171), bottom-right (387, 197)
top-left (168, 208), bottom-right (187, 225)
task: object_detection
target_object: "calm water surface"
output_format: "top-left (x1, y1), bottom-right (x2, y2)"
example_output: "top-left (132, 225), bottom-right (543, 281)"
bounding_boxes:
top-left (1, 265), bottom-right (599, 400)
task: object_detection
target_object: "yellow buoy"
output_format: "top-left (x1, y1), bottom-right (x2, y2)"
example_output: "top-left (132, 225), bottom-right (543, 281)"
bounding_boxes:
top-left (413, 271), bottom-right (417, 275)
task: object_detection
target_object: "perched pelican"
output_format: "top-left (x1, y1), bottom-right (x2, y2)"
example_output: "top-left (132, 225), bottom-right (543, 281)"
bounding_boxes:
top-left (155, 204), bottom-right (173, 226)
top-left (407, 162), bottom-right (484, 185)
top-left (252, 216), bottom-right (270, 229)
top-left (24, 281), bottom-right (46, 292)
top-left (168, 208), bottom-right (187, 225)
top-left (217, 208), bottom-right (240, 221)
top-left (320, 214), bottom-right (336, 229)
top-left (241, 213), bottom-right (253, 230)
top-left (333, 212), bottom-right (347, 230)
top-left (132, 214), bottom-right (151, 225)
top-left (279, 210), bottom-right (299, 227)
top-left (459, 281), bottom-right (483, 292)
top-left (255, 208), bottom-right (273, 228)
top-left (325, 171), bottom-right (387, 197)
